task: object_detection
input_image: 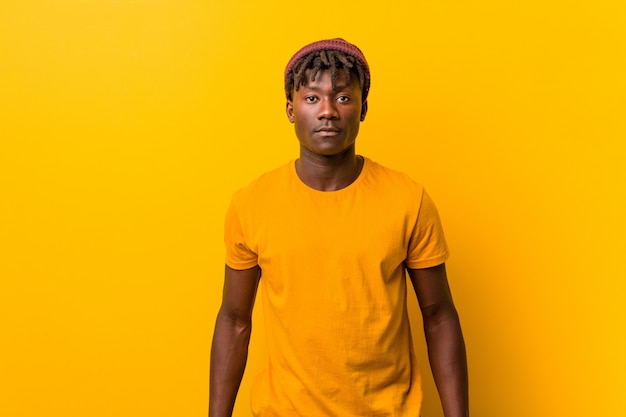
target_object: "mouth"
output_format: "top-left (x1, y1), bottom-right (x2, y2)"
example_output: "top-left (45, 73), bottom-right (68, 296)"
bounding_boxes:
top-left (315, 127), bottom-right (341, 133)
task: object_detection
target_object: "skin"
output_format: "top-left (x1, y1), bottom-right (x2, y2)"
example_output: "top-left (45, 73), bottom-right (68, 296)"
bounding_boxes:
top-left (209, 265), bottom-right (260, 417)
top-left (408, 264), bottom-right (469, 417)
top-left (286, 69), bottom-right (367, 191)
top-left (209, 67), bottom-right (469, 417)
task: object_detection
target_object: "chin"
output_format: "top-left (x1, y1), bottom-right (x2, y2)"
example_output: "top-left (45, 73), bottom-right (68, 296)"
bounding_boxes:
top-left (316, 147), bottom-right (353, 158)
top-left (300, 138), bottom-right (355, 157)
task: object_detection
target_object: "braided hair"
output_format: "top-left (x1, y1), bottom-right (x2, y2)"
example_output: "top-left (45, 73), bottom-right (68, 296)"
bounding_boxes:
top-left (285, 49), bottom-right (370, 103)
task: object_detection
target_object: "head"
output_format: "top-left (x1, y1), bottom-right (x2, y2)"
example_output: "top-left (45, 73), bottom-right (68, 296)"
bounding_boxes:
top-left (284, 38), bottom-right (370, 109)
top-left (284, 39), bottom-right (370, 157)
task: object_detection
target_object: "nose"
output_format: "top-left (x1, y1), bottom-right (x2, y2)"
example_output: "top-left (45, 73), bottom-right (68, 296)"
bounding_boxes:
top-left (318, 98), bottom-right (339, 120)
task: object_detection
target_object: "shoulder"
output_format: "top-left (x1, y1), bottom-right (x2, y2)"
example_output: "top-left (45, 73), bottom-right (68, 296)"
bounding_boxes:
top-left (362, 157), bottom-right (425, 195)
top-left (232, 161), bottom-right (293, 203)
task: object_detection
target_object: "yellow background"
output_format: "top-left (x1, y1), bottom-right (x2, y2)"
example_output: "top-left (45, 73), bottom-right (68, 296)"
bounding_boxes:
top-left (1, 1), bottom-right (625, 416)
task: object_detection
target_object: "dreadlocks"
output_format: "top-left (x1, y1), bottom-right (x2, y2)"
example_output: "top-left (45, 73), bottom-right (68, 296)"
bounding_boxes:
top-left (285, 49), bottom-right (370, 104)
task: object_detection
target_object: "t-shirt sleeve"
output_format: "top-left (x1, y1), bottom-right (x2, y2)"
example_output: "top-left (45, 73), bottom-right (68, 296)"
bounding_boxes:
top-left (224, 192), bottom-right (259, 270)
top-left (405, 189), bottom-right (449, 269)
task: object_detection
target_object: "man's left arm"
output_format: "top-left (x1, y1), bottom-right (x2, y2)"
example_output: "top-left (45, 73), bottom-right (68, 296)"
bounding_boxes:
top-left (407, 263), bottom-right (469, 417)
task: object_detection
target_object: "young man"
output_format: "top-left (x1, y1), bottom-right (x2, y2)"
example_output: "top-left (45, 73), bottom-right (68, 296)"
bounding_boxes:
top-left (210, 38), bottom-right (468, 417)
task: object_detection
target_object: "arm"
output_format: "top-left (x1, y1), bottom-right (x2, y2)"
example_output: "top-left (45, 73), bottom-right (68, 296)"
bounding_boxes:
top-left (407, 263), bottom-right (469, 417)
top-left (209, 264), bottom-right (261, 417)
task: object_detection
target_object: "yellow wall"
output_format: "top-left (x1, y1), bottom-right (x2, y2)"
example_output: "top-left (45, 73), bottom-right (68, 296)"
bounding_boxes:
top-left (1, 1), bottom-right (624, 416)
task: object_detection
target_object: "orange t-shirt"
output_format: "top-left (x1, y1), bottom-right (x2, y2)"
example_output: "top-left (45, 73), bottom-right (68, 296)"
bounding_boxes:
top-left (225, 157), bottom-right (449, 416)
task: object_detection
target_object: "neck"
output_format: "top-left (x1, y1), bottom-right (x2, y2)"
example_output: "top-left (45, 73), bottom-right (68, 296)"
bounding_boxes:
top-left (296, 147), bottom-right (364, 191)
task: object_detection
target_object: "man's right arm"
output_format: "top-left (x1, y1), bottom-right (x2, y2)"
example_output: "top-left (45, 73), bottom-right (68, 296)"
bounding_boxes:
top-left (209, 264), bottom-right (261, 417)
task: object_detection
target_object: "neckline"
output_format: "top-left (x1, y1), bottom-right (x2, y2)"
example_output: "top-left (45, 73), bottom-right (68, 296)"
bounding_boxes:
top-left (290, 156), bottom-right (369, 195)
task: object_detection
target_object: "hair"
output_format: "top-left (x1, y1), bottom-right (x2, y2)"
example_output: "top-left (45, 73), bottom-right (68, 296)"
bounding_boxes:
top-left (285, 49), bottom-right (370, 104)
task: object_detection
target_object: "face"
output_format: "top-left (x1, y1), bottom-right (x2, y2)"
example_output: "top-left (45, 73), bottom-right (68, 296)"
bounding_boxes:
top-left (286, 69), bottom-right (368, 158)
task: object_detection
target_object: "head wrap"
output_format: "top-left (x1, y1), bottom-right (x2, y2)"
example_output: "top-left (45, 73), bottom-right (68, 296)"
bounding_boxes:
top-left (284, 38), bottom-right (370, 102)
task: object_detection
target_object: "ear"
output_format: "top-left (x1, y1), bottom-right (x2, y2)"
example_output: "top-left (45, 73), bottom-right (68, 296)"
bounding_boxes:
top-left (360, 100), bottom-right (368, 122)
top-left (286, 100), bottom-right (295, 123)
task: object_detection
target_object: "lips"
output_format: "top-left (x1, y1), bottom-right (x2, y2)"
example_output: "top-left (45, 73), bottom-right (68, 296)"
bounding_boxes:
top-left (315, 127), bottom-right (340, 133)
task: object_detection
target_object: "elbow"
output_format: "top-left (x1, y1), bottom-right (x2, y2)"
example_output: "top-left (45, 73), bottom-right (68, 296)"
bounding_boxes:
top-left (422, 302), bottom-right (460, 334)
top-left (216, 308), bottom-right (253, 338)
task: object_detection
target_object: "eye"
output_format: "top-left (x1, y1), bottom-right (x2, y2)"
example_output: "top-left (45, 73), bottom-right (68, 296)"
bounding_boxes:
top-left (305, 96), bottom-right (318, 103)
top-left (337, 96), bottom-right (351, 103)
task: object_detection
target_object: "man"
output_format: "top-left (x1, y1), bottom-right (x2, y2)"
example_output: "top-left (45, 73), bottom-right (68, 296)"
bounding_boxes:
top-left (210, 38), bottom-right (468, 417)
